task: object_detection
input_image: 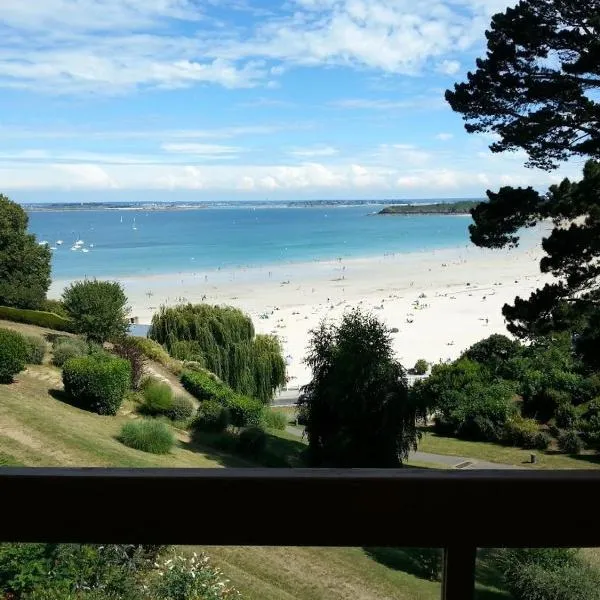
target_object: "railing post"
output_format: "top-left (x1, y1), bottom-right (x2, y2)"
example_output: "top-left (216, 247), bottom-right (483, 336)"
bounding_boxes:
top-left (441, 546), bottom-right (476, 600)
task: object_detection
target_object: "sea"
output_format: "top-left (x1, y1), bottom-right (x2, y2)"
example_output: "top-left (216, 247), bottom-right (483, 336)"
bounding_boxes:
top-left (27, 205), bottom-right (475, 281)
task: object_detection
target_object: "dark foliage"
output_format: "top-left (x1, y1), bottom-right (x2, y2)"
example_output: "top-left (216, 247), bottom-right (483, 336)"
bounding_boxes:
top-left (446, 1), bottom-right (600, 348)
top-left (0, 194), bottom-right (51, 309)
top-left (299, 309), bottom-right (419, 467)
top-left (237, 426), bottom-right (267, 456)
top-left (446, 1), bottom-right (600, 171)
top-left (558, 429), bottom-right (584, 454)
top-left (0, 328), bottom-right (28, 383)
top-left (193, 400), bottom-right (230, 433)
top-left (462, 334), bottom-right (523, 377)
top-left (62, 279), bottom-right (130, 343)
top-left (113, 338), bottom-right (145, 390)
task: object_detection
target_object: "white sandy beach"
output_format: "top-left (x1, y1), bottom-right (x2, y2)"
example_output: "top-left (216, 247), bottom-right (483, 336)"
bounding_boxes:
top-left (50, 236), bottom-right (552, 388)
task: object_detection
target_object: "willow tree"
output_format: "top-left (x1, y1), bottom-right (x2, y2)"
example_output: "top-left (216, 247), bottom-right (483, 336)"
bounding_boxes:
top-left (149, 304), bottom-right (286, 402)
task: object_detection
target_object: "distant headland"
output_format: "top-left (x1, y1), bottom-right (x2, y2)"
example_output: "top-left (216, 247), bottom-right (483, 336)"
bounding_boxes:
top-left (378, 200), bottom-right (481, 215)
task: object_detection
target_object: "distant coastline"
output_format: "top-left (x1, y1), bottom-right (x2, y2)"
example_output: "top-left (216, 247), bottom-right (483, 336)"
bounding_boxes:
top-left (378, 200), bottom-right (481, 216)
top-left (24, 198), bottom-right (484, 212)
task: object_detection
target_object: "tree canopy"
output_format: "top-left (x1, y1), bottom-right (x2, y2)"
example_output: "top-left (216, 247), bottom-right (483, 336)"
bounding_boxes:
top-left (446, 0), bottom-right (600, 344)
top-left (298, 309), bottom-right (420, 467)
top-left (62, 279), bottom-right (130, 343)
top-left (0, 194), bottom-right (51, 309)
top-left (446, 0), bottom-right (600, 171)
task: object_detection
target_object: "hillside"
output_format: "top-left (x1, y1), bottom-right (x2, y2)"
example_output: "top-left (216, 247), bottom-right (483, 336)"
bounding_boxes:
top-left (0, 320), bottom-right (508, 599)
top-left (378, 200), bottom-right (480, 215)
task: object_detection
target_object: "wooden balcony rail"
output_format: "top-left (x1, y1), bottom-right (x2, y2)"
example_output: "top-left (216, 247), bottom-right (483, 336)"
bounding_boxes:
top-left (2, 468), bottom-right (600, 599)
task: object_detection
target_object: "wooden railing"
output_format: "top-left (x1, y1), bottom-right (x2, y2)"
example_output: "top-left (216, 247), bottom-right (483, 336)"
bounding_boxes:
top-left (2, 468), bottom-right (600, 599)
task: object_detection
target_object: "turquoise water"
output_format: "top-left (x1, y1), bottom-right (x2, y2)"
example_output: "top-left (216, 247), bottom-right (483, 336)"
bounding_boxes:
top-left (27, 206), bottom-right (473, 280)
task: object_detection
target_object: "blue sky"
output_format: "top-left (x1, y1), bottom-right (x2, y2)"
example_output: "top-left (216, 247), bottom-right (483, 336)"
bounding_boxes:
top-left (0, 0), bottom-right (582, 202)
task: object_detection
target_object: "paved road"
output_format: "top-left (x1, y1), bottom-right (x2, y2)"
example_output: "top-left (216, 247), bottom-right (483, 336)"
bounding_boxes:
top-left (273, 389), bottom-right (300, 406)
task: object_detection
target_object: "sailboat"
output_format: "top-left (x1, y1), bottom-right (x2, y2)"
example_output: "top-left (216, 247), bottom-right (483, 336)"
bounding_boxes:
top-left (132, 217), bottom-right (137, 231)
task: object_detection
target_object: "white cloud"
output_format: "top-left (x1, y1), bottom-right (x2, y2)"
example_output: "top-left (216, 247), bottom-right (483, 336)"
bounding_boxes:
top-left (161, 143), bottom-right (243, 158)
top-left (0, 0), bottom-right (513, 94)
top-left (436, 133), bottom-right (454, 141)
top-left (330, 96), bottom-right (445, 110)
top-left (289, 146), bottom-right (339, 158)
top-left (436, 59), bottom-right (461, 75)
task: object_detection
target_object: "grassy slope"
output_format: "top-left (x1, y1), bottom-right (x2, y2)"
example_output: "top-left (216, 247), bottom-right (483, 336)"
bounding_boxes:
top-left (0, 321), bottom-right (510, 599)
top-left (0, 366), bottom-right (243, 468)
top-left (418, 429), bottom-right (600, 470)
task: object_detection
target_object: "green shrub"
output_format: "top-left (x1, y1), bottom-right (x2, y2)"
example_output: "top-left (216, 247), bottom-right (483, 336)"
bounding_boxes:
top-left (128, 337), bottom-right (171, 364)
top-left (119, 420), bottom-right (174, 454)
top-left (413, 359), bottom-right (429, 375)
top-left (0, 328), bottom-right (28, 383)
top-left (558, 429), bottom-right (583, 454)
top-left (141, 381), bottom-right (174, 416)
top-left (151, 551), bottom-right (241, 600)
top-left (62, 355), bottom-right (131, 415)
top-left (52, 338), bottom-right (88, 367)
top-left (0, 305), bottom-right (75, 332)
top-left (166, 396), bottom-right (195, 421)
top-left (502, 416), bottom-right (550, 450)
top-left (24, 335), bottom-right (46, 364)
top-left (237, 427), bottom-right (267, 456)
top-left (181, 370), bottom-right (235, 404)
top-left (261, 408), bottom-right (288, 430)
top-left (499, 548), bottom-right (600, 600)
top-left (228, 395), bottom-right (264, 428)
top-left (194, 400), bottom-right (230, 433)
top-left (556, 402), bottom-right (579, 429)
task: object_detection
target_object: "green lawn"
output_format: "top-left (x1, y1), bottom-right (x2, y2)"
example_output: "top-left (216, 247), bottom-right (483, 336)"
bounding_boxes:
top-left (418, 428), bottom-right (600, 470)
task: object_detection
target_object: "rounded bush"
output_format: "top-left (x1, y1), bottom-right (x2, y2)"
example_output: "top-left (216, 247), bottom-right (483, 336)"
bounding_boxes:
top-left (119, 420), bottom-right (174, 454)
top-left (228, 395), bottom-right (264, 428)
top-left (62, 355), bottom-right (131, 415)
top-left (142, 381), bottom-right (174, 416)
top-left (166, 395), bottom-right (195, 421)
top-left (0, 328), bottom-right (28, 383)
top-left (23, 335), bottom-right (46, 365)
top-left (261, 408), bottom-right (288, 430)
top-left (558, 429), bottom-right (583, 455)
top-left (556, 402), bottom-right (579, 429)
top-left (194, 400), bottom-right (230, 432)
top-left (52, 338), bottom-right (88, 367)
top-left (502, 417), bottom-right (550, 450)
top-left (237, 427), bottom-right (267, 456)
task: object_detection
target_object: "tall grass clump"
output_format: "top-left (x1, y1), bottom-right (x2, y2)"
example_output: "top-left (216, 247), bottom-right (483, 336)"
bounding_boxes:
top-left (149, 304), bottom-right (286, 402)
top-left (52, 336), bottom-right (88, 367)
top-left (141, 381), bottom-right (173, 416)
top-left (23, 335), bottom-right (46, 364)
top-left (119, 420), bottom-right (174, 454)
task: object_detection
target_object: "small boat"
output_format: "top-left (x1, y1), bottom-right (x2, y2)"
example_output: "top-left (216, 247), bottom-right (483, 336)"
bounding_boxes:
top-left (82, 248), bottom-right (89, 253)
top-left (132, 218), bottom-right (137, 231)
top-left (71, 246), bottom-right (79, 251)
top-left (38, 241), bottom-right (48, 246)
top-left (89, 244), bottom-right (94, 248)
top-left (56, 240), bottom-right (63, 246)
top-left (75, 239), bottom-right (84, 246)
top-left (50, 246), bottom-right (57, 251)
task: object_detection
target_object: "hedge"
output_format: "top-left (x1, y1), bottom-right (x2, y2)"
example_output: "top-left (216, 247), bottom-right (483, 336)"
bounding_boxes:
top-left (0, 306), bottom-right (75, 332)
top-left (181, 370), bottom-right (236, 405)
top-left (182, 370), bottom-right (263, 427)
top-left (62, 355), bottom-right (131, 415)
top-left (0, 328), bottom-right (28, 383)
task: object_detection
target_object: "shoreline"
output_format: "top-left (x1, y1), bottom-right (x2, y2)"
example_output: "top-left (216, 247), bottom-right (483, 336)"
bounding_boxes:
top-left (49, 238), bottom-right (551, 388)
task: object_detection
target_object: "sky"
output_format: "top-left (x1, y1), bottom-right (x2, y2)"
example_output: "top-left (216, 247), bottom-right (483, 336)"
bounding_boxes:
top-left (0, 0), bottom-right (585, 203)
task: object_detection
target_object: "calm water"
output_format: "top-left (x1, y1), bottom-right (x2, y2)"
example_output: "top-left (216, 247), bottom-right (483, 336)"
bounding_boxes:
top-left (28, 207), bottom-right (473, 280)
